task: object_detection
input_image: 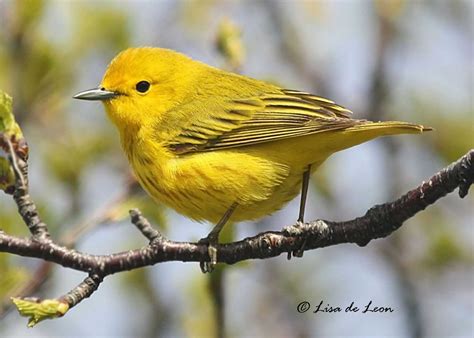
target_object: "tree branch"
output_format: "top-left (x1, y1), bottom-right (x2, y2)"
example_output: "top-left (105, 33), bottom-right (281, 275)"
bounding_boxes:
top-left (7, 138), bottom-right (50, 241)
top-left (1, 124), bottom-right (472, 324)
top-left (1, 149), bottom-right (471, 268)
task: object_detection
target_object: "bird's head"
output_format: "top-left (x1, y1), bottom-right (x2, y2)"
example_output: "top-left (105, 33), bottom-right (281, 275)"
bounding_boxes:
top-left (74, 47), bottom-right (204, 131)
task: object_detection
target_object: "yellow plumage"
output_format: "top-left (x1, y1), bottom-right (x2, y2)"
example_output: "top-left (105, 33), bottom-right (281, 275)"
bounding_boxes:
top-left (76, 47), bottom-right (430, 225)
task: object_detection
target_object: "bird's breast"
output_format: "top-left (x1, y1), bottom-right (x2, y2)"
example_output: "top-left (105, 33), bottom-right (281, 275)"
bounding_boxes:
top-left (127, 139), bottom-right (300, 223)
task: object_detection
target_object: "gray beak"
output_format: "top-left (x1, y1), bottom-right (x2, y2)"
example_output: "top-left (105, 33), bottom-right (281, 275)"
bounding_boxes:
top-left (73, 87), bottom-right (118, 101)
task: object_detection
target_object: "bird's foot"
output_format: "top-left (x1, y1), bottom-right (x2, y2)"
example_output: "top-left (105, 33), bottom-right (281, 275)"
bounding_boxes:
top-left (283, 220), bottom-right (308, 259)
top-left (283, 220), bottom-right (330, 259)
top-left (198, 236), bottom-right (218, 273)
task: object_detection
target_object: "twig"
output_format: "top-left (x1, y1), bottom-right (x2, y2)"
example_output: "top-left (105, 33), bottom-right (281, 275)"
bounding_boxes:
top-left (1, 184), bottom-right (137, 317)
top-left (60, 274), bottom-right (104, 309)
top-left (6, 137), bottom-right (50, 241)
top-left (130, 209), bottom-right (163, 242)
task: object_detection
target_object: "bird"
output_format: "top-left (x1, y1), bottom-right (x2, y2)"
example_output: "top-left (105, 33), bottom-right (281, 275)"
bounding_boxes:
top-left (74, 47), bottom-right (431, 271)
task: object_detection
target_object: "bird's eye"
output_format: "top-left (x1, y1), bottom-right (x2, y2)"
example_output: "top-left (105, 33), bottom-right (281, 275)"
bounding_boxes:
top-left (136, 81), bottom-right (150, 93)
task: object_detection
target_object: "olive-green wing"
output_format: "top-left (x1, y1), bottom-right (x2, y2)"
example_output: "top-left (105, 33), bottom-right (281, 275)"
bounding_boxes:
top-left (167, 89), bottom-right (361, 154)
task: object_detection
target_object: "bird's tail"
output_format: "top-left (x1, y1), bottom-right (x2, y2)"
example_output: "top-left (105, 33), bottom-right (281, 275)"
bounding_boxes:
top-left (331, 120), bottom-right (432, 152)
top-left (346, 120), bottom-right (433, 135)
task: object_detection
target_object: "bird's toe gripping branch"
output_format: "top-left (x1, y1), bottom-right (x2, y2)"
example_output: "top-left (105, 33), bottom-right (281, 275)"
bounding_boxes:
top-left (283, 220), bottom-right (330, 258)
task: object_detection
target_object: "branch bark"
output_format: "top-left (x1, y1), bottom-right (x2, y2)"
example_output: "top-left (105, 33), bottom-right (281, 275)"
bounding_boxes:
top-left (1, 130), bottom-right (472, 324)
top-left (1, 149), bottom-right (472, 270)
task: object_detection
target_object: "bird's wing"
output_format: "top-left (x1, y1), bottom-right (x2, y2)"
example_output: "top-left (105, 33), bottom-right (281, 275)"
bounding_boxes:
top-left (167, 89), bottom-right (361, 155)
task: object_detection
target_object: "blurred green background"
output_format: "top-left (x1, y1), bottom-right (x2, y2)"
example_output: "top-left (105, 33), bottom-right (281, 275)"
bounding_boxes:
top-left (0, 0), bottom-right (472, 337)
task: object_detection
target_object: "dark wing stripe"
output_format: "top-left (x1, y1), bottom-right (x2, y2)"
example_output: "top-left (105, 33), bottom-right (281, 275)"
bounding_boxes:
top-left (213, 117), bottom-right (241, 126)
top-left (261, 96), bottom-right (336, 119)
top-left (252, 112), bottom-right (313, 119)
top-left (262, 96), bottom-right (324, 108)
top-left (263, 105), bottom-right (333, 117)
top-left (281, 89), bottom-right (352, 118)
top-left (281, 89), bottom-right (336, 103)
top-left (232, 98), bottom-right (264, 107)
top-left (216, 126), bottom-right (319, 139)
top-left (191, 125), bottom-right (223, 136)
top-left (167, 89), bottom-right (357, 154)
top-left (240, 121), bottom-right (308, 127)
top-left (227, 109), bottom-right (254, 118)
top-left (202, 120), bottom-right (359, 150)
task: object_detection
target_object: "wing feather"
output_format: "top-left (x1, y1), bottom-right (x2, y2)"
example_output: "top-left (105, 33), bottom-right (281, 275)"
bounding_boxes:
top-left (167, 89), bottom-right (359, 154)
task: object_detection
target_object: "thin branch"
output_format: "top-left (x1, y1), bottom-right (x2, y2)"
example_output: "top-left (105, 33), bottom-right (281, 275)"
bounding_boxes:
top-left (130, 209), bottom-right (164, 242)
top-left (6, 137), bottom-right (50, 241)
top-left (60, 274), bottom-right (104, 309)
top-left (1, 185), bottom-right (136, 317)
top-left (9, 274), bottom-right (103, 327)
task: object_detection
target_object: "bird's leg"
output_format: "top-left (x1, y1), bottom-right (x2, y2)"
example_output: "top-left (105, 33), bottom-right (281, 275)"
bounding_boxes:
top-left (285, 165), bottom-right (312, 258)
top-left (298, 165), bottom-right (311, 224)
top-left (199, 203), bottom-right (238, 273)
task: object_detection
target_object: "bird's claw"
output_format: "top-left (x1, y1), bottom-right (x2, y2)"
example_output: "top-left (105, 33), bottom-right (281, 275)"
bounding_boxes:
top-left (283, 220), bottom-right (307, 259)
top-left (198, 237), bottom-right (218, 273)
top-left (283, 220), bottom-right (306, 236)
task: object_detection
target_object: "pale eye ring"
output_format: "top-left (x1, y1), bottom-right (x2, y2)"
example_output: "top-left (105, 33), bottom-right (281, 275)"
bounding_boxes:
top-left (136, 81), bottom-right (150, 93)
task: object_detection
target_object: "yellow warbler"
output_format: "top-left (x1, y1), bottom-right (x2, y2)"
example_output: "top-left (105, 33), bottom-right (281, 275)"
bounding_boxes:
top-left (74, 47), bottom-right (430, 270)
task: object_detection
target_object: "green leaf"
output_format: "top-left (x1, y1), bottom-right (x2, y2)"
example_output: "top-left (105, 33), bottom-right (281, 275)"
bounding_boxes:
top-left (0, 91), bottom-right (16, 134)
top-left (0, 90), bottom-right (24, 192)
top-left (11, 297), bottom-right (69, 328)
top-left (0, 157), bottom-right (15, 192)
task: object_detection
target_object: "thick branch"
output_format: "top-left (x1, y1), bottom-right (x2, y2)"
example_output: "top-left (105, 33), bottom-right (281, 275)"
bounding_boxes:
top-left (1, 149), bottom-right (472, 274)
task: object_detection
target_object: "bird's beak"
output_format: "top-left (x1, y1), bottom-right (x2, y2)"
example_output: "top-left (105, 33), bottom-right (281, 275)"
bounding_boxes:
top-left (73, 87), bottom-right (118, 101)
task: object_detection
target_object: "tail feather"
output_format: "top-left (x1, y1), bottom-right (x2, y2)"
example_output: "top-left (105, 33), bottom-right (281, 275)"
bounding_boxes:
top-left (329, 120), bottom-right (432, 152)
top-left (346, 120), bottom-right (433, 135)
